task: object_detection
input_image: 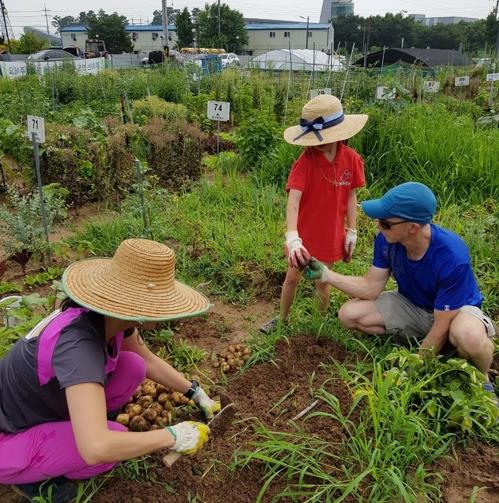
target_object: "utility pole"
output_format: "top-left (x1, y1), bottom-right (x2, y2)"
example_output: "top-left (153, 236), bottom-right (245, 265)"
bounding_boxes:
top-left (495, 0), bottom-right (499, 54)
top-left (217, 0), bottom-right (221, 42)
top-left (300, 15), bottom-right (310, 49)
top-left (0, 0), bottom-right (12, 53)
top-left (162, 0), bottom-right (169, 59)
top-left (44, 4), bottom-right (51, 48)
top-left (306, 16), bottom-right (309, 49)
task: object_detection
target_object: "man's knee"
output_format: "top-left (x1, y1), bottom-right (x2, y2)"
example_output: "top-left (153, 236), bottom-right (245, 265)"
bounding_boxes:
top-left (449, 317), bottom-right (491, 354)
top-left (338, 301), bottom-right (360, 329)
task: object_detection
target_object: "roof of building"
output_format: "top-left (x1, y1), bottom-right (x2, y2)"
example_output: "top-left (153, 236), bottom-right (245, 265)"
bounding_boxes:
top-left (354, 48), bottom-right (470, 68)
top-left (60, 22), bottom-right (330, 33)
top-left (246, 23), bottom-right (330, 30)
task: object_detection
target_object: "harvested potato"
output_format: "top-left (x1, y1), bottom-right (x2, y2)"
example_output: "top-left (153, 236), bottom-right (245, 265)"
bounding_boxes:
top-left (156, 416), bottom-right (170, 427)
top-left (116, 413), bottom-right (130, 427)
top-left (129, 415), bottom-right (149, 432)
top-left (149, 402), bottom-right (164, 414)
top-left (142, 408), bottom-right (158, 423)
top-left (157, 392), bottom-right (169, 404)
top-left (137, 395), bottom-right (154, 408)
top-left (130, 404), bottom-right (142, 417)
top-left (141, 383), bottom-right (157, 398)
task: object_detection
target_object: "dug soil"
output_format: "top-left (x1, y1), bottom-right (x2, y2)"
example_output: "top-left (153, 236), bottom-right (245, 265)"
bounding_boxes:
top-left (1, 304), bottom-right (498, 502)
top-left (94, 309), bottom-right (499, 503)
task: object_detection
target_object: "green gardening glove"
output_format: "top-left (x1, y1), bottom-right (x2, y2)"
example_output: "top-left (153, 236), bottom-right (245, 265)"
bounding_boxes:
top-left (303, 257), bottom-right (329, 282)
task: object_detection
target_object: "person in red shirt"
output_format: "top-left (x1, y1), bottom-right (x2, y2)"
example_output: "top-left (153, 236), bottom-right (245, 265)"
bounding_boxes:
top-left (261, 94), bottom-right (368, 333)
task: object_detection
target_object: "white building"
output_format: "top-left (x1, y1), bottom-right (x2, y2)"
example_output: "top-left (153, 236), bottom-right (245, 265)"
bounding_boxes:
top-left (60, 24), bottom-right (177, 53)
top-left (244, 22), bottom-right (333, 56)
top-left (60, 22), bottom-right (332, 57)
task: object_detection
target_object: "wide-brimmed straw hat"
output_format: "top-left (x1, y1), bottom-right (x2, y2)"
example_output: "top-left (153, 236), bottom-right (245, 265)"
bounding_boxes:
top-left (62, 239), bottom-right (211, 322)
top-left (284, 95), bottom-right (368, 146)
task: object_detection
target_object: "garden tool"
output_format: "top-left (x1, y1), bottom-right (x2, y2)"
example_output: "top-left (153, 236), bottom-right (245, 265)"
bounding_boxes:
top-left (163, 392), bottom-right (235, 467)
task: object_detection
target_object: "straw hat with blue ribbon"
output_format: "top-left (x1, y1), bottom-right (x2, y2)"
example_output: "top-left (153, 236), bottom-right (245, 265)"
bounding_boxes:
top-left (62, 239), bottom-right (211, 322)
top-left (284, 95), bottom-right (368, 146)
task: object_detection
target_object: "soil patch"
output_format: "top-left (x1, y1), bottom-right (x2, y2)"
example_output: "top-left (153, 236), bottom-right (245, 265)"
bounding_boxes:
top-left (92, 332), bottom-right (350, 503)
top-left (436, 443), bottom-right (499, 503)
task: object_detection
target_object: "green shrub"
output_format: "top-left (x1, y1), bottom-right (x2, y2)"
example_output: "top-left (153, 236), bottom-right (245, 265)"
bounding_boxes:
top-left (0, 186), bottom-right (67, 273)
top-left (235, 114), bottom-right (281, 169)
top-left (131, 96), bottom-right (189, 126)
top-left (142, 117), bottom-right (205, 191)
top-left (254, 139), bottom-right (301, 188)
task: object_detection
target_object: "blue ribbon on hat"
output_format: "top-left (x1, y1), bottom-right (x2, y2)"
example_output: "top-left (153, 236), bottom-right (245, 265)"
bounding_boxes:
top-left (293, 110), bottom-right (345, 142)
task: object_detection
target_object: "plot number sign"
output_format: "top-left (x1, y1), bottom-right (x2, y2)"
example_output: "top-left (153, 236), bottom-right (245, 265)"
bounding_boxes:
top-left (207, 101), bottom-right (230, 122)
top-left (454, 76), bottom-right (469, 87)
top-left (310, 88), bottom-right (332, 99)
top-left (27, 115), bottom-right (45, 144)
top-left (423, 81), bottom-right (440, 93)
top-left (486, 73), bottom-right (499, 82)
top-left (376, 86), bottom-right (395, 100)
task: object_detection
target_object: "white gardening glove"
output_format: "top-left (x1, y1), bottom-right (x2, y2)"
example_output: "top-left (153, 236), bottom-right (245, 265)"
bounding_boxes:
top-left (192, 386), bottom-right (221, 420)
top-left (166, 421), bottom-right (210, 455)
top-left (344, 228), bottom-right (358, 262)
top-left (285, 230), bottom-right (309, 268)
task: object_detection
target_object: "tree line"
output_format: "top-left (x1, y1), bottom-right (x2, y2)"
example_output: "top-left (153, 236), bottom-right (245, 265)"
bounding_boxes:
top-left (332, 12), bottom-right (499, 54)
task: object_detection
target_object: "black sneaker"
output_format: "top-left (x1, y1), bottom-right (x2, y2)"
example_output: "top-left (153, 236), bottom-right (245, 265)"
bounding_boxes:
top-left (12, 476), bottom-right (77, 503)
top-left (260, 316), bottom-right (280, 335)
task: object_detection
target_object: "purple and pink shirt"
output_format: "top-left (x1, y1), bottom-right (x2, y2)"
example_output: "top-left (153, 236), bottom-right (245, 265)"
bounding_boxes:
top-left (0, 308), bottom-right (129, 433)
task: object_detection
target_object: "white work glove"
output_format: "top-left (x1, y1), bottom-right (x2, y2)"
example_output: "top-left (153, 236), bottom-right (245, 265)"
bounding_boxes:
top-left (166, 421), bottom-right (210, 455)
top-left (192, 386), bottom-right (221, 420)
top-left (285, 230), bottom-right (309, 268)
top-left (344, 228), bottom-right (358, 262)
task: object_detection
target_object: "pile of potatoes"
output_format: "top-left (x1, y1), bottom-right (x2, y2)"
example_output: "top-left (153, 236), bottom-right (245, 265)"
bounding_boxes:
top-left (212, 343), bottom-right (252, 373)
top-left (116, 379), bottom-right (195, 431)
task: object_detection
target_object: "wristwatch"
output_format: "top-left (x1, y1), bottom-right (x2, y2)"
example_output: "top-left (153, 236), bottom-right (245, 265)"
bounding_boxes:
top-left (184, 380), bottom-right (199, 399)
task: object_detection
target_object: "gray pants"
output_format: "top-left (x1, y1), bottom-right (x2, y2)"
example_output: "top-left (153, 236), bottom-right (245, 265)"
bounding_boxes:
top-left (374, 291), bottom-right (496, 350)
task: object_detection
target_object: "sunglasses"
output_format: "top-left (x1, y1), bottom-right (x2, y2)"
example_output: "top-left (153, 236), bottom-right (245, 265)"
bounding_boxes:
top-left (378, 219), bottom-right (407, 230)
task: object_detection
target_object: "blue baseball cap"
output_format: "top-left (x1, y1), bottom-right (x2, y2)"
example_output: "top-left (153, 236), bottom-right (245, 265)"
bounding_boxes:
top-left (361, 182), bottom-right (437, 224)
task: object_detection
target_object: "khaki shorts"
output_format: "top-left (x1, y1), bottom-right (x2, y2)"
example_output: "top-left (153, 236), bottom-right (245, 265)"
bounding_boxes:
top-left (374, 291), bottom-right (497, 344)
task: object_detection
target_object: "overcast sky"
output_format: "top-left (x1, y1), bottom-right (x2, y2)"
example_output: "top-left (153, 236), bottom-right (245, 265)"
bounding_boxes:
top-left (8, 0), bottom-right (497, 37)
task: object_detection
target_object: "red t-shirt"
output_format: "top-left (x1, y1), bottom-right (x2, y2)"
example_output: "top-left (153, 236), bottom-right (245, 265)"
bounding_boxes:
top-left (286, 142), bottom-right (365, 263)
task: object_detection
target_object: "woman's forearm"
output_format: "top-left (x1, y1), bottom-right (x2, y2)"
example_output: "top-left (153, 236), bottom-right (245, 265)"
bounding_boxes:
top-left (145, 353), bottom-right (191, 394)
top-left (88, 428), bottom-right (174, 464)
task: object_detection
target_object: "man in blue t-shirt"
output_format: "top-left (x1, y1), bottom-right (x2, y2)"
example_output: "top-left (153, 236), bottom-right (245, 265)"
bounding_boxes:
top-left (303, 182), bottom-right (497, 398)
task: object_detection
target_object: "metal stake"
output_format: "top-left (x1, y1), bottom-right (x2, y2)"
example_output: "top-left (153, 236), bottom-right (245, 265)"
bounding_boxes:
top-left (133, 159), bottom-right (151, 238)
top-left (31, 132), bottom-right (51, 265)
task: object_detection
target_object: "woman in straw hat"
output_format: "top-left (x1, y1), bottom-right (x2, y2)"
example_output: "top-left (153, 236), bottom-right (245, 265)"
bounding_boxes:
top-left (261, 94), bottom-right (368, 334)
top-left (0, 239), bottom-right (219, 502)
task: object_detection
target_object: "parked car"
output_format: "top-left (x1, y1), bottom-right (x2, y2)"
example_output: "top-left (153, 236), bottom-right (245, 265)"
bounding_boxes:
top-left (26, 49), bottom-right (80, 62)
top-left (220, 52), bottom-right (240, 68)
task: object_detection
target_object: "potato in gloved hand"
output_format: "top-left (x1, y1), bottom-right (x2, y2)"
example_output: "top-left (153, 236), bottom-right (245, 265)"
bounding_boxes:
top-left (303, 257), bottom-right (329, 282)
